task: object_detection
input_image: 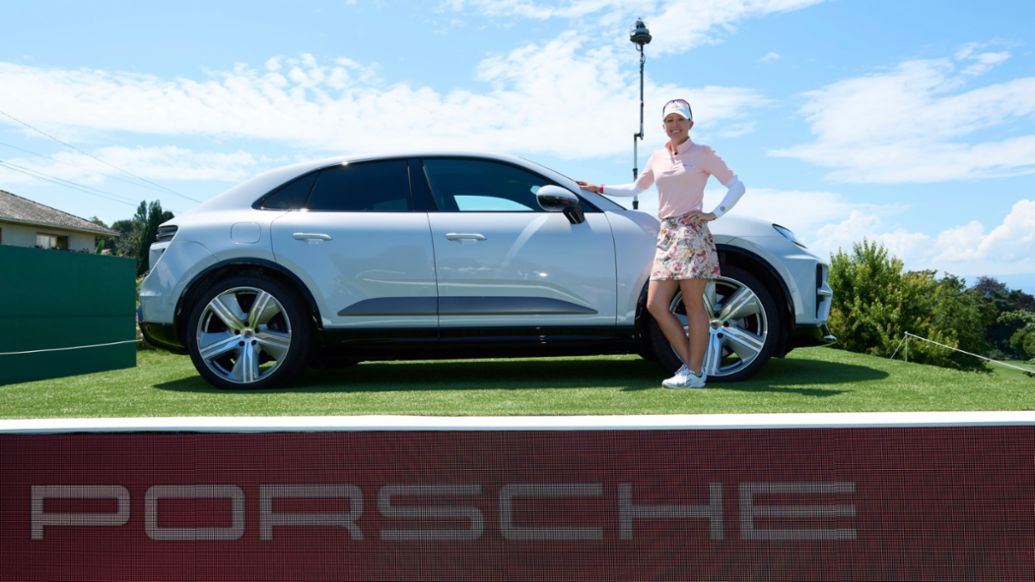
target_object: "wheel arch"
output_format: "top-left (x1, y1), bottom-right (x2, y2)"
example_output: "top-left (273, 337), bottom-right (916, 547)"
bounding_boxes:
top-left (715, 244), bottom-right (794, 357)
top-left (634, 245), bottom-right (795, 358)
top-left (173, 258), bottom-right (321, 346)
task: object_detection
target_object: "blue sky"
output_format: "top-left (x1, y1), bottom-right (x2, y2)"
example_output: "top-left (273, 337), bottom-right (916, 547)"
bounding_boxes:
top-left (2, 0), bottom-right (1034, 291)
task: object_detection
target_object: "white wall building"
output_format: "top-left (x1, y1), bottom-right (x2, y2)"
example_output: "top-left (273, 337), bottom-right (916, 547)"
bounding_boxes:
top-left (0, 189), bottom-right (116, 253)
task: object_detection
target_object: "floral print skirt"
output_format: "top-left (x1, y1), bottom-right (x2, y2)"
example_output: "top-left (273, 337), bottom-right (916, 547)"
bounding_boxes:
top-left (650, 212), bottom-right (721, 281)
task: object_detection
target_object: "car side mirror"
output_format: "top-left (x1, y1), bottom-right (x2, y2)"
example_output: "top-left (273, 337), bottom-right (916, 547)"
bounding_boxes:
top-left (536, 185), bottom-right (585, 225)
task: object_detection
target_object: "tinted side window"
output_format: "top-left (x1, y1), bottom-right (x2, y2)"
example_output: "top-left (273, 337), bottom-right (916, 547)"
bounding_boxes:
top-left (257, 171), bottom-right (318, 210)
top-left (307, 160), bottom-right (411, 212)
top-left (423, 159), bottom-right (553, 212)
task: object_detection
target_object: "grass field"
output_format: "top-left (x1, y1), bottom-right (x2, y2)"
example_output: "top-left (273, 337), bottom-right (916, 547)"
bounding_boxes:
top-left (1, 346), bottom-right (1032, 419)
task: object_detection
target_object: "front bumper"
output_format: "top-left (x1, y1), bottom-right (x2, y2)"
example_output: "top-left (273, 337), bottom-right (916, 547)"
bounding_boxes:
top-left (791, 323), bottom-right (836, 348)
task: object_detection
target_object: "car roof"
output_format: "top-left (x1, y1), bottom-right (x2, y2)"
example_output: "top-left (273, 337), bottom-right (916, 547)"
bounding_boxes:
top-left (178, 151), bottom-right (584, 216)
top-left (165, 151), bottom-right (781, 242)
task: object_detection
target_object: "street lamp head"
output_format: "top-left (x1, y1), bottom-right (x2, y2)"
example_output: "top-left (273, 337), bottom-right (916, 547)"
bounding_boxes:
top-left (630, 18), bottom-right (652, 47)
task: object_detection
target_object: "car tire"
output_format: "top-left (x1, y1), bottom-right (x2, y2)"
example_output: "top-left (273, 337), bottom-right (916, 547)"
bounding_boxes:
top-left (647, 264), bottom-right (781, 382)
top-left (186, 274), bottom-right (311, 389)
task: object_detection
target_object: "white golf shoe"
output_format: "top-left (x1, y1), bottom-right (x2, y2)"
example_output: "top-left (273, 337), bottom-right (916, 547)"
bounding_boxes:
top-left (663, 368), bottom-right (707, 389)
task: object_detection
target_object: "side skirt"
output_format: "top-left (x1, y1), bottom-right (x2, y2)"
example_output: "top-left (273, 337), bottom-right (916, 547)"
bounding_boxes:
top-left (316, 326), bottom-right (640, 361)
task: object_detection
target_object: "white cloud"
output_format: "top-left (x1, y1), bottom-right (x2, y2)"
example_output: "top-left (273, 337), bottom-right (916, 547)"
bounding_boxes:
top-left (929, 199), bottom-right (1035, 275)
top-left (66, 146), bottom-right (260, 183)
top-left (0, 46), bottom-right (769, 162)
top-left (955, 42), bottom-right (1012, 77)
top-left (645, 0), bottom-right (824, 56)
top-left (932, 221), bottom-right (986, 262)
top-left (442, 0), bottom-right (825, 56)
top-left (705, 187), bottom-right (903, 233)
top-left (0, 1), bottom-right (821, 186)
top-left (961, 50), bottom-right (1011, 78)
top-left (0, 146), bottom-right (259, 186)
top-left (760, 52), bottom-right (780, 64)
top-left (951, 198), bottom-right (1035, 264)
top-left (714, 184), bottom-right (1035, 282)
top-left (771, 47), bottom-right (1035, 183)
top-left (808, 199), bottom-right (1035, 278)
top-left (689, 180), bottom-right (1035, 290)
top-left (813, 211), bottom-right (933, 267)
top-left (441, 0), bottom-right (630, 20)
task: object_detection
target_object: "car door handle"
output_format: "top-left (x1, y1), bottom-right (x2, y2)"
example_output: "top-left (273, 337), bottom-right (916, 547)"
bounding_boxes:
top-left (293, 232), bottom-right (333, 241)
top-left (445, 233), bottom-right (486, 241)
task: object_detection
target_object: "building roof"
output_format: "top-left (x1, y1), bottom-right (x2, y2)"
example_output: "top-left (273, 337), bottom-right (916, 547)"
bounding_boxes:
top-left (0, 189), bottom-right (116, 236)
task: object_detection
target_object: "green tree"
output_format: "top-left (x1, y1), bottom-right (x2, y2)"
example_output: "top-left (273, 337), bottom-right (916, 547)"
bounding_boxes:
top-left (829, 240), bottom-right (988, 371)
top-left (923, 272), bottom-right (988, 369)
top-left (111, 218), bottom-right (141, 257)
top-left (101, 201), bottom-right (174, 274)
top-left (134, 200), bottom-right (174, 277)
top-left (968, 276), bottom-right (1035, 358)
top-left (1001, 310), bottom-right (1035, 360)
top-left (89, 216), bottom-right (114, 254)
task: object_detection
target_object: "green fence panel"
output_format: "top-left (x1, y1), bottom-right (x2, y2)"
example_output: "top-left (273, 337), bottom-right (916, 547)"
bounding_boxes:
top-left (0, 246), bottom-right (136, 385)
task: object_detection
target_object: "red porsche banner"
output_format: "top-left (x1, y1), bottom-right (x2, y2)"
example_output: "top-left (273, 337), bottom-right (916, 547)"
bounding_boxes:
top-left (2, 426), bottom-right (1032, 580)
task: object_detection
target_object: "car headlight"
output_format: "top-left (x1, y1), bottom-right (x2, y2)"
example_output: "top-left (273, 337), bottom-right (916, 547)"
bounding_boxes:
top-left (772, 224), bottom-right (807, 249)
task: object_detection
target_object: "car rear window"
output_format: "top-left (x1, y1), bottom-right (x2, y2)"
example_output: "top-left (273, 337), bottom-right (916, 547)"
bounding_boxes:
top-left (257, 171), bottom-right (319, 210)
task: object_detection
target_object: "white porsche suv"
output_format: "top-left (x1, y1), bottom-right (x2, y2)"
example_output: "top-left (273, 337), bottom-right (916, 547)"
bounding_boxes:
top-left (139, 152), bottom-right (833, 389)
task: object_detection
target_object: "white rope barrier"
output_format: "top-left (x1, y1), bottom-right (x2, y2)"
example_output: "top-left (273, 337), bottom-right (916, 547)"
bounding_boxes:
top-left (890, 331), bottom-right (1035, 375)
top-left (0, 339), bottom-right (139, 357)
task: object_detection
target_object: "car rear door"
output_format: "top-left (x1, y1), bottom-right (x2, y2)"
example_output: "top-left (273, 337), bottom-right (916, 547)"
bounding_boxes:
top-left (269, 159), bottom-right (438, 331)
top-left (420, 157), bottom-right (617, 333)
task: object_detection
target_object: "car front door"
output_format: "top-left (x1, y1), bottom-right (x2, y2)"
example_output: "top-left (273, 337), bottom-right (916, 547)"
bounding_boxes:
top-left (421, 157), bottom-right (617, 333)
top-left (269, 159), bottom-right (438, 331)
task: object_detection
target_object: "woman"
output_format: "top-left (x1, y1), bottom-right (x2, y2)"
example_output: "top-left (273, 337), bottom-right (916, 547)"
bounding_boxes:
top-left (577, 98), bottom-right (746, 389)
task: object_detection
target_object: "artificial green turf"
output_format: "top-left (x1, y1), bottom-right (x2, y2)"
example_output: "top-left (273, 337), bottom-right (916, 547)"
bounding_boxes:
top-left (0, 346), bottom-right (1032, 419)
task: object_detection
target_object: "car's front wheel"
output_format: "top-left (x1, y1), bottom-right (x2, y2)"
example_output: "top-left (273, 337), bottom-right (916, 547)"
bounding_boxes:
top-left (186, 275), bottom-right (311, 389)
top-left (647, 264), bottom-right (781, 382)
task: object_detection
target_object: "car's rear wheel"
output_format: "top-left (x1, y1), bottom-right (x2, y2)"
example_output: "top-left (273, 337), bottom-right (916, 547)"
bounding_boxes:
top-left (647, 264), bottom-right (781, 382)
top-left (186, 275), bottom-right (311, 389)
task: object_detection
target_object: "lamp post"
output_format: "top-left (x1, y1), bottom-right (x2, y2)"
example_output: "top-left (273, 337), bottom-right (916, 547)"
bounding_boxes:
top-left (629, 18), bottom-right (651, 210)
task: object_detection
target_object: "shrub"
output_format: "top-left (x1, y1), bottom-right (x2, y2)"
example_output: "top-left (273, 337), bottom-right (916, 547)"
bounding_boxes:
top-left (1002, 311), bottom-right (1035, 360)
top-left (829, 240), bottom-right (988, 371)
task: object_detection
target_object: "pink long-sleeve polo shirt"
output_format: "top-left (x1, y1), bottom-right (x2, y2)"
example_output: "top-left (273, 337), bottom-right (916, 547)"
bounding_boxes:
top-left (605, 138), bottom-right (736, 220)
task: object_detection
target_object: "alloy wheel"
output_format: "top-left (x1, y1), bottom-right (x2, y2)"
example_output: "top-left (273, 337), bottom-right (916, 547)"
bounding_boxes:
top-left (669, 275), bottom-right (770, 378)
top-left (195, 286), bottom-right (293, 385)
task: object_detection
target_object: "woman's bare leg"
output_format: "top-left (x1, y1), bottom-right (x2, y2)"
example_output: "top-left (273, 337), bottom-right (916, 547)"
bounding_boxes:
top-left (679, 278), bottom-right (710, 375)
top-left (646, 279), bottom-right (691, 366)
